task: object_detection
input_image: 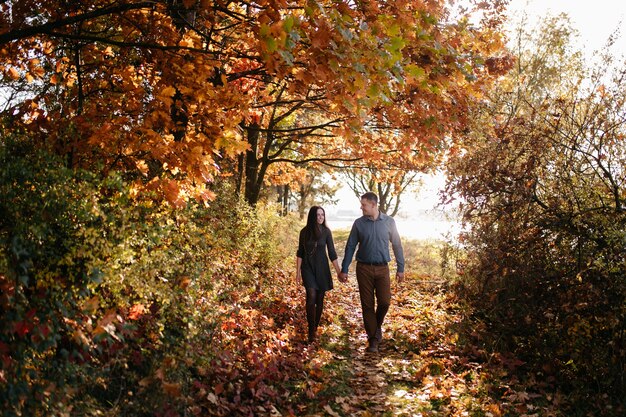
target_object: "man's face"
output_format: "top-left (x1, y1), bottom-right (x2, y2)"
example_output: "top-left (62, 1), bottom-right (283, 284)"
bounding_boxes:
top-left (360, 198), bottom-right (377, 217)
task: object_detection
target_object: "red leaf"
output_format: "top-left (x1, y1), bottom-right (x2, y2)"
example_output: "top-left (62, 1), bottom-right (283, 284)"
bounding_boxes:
top-left (14, 320), bottom-right (34, 337)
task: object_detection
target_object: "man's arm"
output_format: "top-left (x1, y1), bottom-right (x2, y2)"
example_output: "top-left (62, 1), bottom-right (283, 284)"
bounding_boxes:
top-left (389, 218), bottom-right (405, 275)
top-left (326, 229), bottom-right (338, 262)
top-left (341, 222), bottom-right (359, 274)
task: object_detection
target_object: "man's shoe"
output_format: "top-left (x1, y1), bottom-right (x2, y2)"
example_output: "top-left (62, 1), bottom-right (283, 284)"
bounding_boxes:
top-left (366, 338), bottom-right (379, 353)
top-left (375, 327), bottom-right (382, 343)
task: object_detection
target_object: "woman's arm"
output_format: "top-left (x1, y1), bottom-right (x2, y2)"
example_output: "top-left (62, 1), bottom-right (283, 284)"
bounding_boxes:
top-left (296, 229), bottom-right (305, 284)
top-left (326, 229), bottom-right (341, 275)
top-left (296, 256), bottom-right (303, 284)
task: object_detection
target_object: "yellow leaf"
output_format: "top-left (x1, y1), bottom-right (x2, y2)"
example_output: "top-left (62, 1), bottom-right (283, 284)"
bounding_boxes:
top-left (8, 67), bottom-right (20, 80)
top-left (160, 86), bottom-right (176, 98)
top-left (82, 295), bottom-right (99, 315)
top-left (136, 160), bottom-right (149, 176)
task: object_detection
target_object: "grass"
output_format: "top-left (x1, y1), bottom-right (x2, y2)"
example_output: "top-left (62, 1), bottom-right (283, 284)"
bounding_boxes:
top-left (332, 226), bottom-right (451, 280)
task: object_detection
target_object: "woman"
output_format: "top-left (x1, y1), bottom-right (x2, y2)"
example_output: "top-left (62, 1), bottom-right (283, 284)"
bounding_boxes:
top-left (296, 206), bottom-right (341, 343)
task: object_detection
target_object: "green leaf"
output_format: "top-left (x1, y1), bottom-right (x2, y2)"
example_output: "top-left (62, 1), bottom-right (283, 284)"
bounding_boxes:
top-left (388, 37), bottom-right (406, 52)
top-left (265, 37), bottom-right (277, 53)
top-left (366, 83), bottom-right (380, 97)
top-left (405, 64), bottom-right (426, 79)
top-left (387, 24), bottom-right (401, 37)
top-left (283, 16), bottom-right (295, 32)
top-left (259, 24), bottom-right (270, 37)
top-left (278, 50), bottom-right (294, 65)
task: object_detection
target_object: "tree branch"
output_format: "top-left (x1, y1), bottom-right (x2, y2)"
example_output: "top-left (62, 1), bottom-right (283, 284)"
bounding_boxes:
top-left (0, 2), bottom-right (158, 45)
top-left (47, 30), bottom-right (220, 55)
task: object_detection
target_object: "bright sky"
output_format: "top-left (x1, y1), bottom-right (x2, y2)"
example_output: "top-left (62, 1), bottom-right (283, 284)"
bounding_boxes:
top-left (329, 1), bottom-right (626, 239)
top-left (506, 0), bottom-right (626, 57)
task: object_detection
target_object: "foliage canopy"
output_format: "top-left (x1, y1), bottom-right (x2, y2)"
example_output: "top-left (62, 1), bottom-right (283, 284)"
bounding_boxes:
top-left (1, 0), bottom-right (510, 205)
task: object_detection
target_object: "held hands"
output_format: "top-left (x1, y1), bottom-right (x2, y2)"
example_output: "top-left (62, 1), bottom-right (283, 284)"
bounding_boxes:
top-left (338, 271), bottom-right (348, 283)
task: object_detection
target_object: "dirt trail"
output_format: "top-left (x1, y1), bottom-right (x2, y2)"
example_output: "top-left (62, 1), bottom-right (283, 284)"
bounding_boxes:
top-left (299, 280), bottom-right (459, 417)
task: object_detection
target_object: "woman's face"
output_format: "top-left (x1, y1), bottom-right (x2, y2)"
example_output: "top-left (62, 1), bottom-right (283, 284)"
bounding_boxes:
top-left (316, 208), bottom-right (325, 224)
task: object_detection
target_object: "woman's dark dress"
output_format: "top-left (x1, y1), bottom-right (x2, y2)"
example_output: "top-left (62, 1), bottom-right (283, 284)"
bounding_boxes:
top-left (297, 226), bottom-right (338, 291)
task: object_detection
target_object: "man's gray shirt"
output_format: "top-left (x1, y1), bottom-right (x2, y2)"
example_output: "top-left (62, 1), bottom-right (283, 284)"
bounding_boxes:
top-left (341, 212), bottom-right (405, 273)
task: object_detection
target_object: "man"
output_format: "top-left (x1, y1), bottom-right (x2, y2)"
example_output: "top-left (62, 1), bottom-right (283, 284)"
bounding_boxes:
top-left (339, 192), bottom-right (405, 353)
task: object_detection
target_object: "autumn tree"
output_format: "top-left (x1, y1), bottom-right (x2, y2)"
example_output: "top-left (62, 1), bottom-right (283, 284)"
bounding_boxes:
top-left (1, 0), bottom-right (511, 207)
top-left (445, 14), bottom-right (626, 407)
top-left (2, 0), bottom-right (255, 206)
top-left (343, 167), bottom-right (418, 216)
top-left (291, 166), bottom-right (340, 219)
top-left (233, 0), bottom-right (514, 205)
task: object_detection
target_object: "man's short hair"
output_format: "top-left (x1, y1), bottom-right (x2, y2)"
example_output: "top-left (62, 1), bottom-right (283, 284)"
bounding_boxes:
top-left (361, 192), bottom-right (378, 204)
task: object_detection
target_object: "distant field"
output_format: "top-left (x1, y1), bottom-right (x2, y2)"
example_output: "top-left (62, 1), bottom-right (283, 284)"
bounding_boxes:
top-left (331, 225), bottom-right (454, 280)
top-left (328, 215), bottom-right (460, 242)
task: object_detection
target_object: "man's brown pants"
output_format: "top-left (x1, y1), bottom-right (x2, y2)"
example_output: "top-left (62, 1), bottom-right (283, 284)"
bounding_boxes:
top-left (355, 262), bottom-right (391, 341)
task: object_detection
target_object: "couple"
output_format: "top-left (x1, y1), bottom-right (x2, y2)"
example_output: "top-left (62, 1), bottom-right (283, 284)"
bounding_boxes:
top-left (295, 192), bottom-right (405, 353)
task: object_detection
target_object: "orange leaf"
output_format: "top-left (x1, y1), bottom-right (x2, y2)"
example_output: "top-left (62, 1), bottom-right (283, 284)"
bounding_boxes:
top-left (139, 377), bottom-right (152, 387)
top-left (8, 67), bottom-right (19, 80)
top-left (128, 303), bottom-right (146, 320)
top-left (177, 276), bottom-right (191, 289)
top-left (162, 382), bottom-right (181, 397)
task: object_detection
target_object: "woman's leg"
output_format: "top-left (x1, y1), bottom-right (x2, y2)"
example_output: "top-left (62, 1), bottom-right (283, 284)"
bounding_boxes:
top-left (314, 290), bottom-right (326, 329)
top-left (305, 287), bottom-right (318, 342)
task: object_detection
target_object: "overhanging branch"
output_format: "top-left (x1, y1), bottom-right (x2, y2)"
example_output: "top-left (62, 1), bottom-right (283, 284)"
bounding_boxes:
top-left (0, 2), bottom-right (158, 45)
top-left (47, 31), bottom-right (220, 55)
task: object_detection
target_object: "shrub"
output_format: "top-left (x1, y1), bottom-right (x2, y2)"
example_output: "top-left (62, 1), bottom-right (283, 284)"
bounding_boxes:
top-left (445, 16), bottom-right (626, 412)
top-left (0, 133), bottom-right (296, 416)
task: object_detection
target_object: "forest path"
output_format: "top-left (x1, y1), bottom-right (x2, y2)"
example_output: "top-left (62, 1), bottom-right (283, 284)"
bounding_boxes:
top-left (292, 278), bottom-right (502, 417)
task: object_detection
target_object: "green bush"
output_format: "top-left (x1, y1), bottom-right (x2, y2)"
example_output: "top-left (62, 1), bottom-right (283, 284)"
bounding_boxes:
top-left (445, 16), bottom-right (626, 412)
top-left (0, 134), bottom-right (107, 415)
top-left (446, 103), bottom-right (626, 413)
top-left (0, 133), bottom-right (296, 416)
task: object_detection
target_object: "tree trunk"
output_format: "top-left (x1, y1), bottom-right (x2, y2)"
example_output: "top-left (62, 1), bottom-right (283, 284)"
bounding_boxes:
top-left (244, 123), bottom-right (260, 204)
top-left (276, 184), bottom-right (290, 216)
top-left (297, 182), bottom-right (311, 219)
top-left (235, 153), bottom-right (244, 197)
